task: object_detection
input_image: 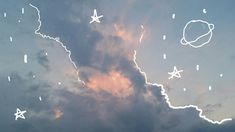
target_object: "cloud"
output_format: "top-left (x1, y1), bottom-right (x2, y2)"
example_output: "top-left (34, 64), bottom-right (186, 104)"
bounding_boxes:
top-left (36, 50), bottom-right (50, 70)
top-left (86, 70), bottom-right (133, 97)
top-left (54, 109), bottom-right (63, 120)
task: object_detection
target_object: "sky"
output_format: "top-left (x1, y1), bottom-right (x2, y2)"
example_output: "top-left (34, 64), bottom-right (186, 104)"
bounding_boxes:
top-left (134, 0), bottom-right (235, 121)
top-left (1, 0), bottom-right (235, 131)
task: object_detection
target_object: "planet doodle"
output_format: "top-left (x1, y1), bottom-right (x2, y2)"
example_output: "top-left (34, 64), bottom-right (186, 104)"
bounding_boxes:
top-left (181, 19), bottom-right (214, 48)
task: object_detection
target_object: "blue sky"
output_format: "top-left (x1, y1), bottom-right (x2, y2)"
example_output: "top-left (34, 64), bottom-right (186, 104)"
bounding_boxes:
top-left (135, 0), bottom-right (235, 121)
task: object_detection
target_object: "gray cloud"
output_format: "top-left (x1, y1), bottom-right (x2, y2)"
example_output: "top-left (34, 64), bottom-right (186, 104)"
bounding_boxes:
top-left (36, 50), bottom-right (50, 70)
top-left (28, 0), bottom-right (235, 131)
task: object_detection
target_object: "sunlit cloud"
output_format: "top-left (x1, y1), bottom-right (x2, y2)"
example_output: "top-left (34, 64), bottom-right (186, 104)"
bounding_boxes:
top-left (86, 70), bottom-right (133, 98)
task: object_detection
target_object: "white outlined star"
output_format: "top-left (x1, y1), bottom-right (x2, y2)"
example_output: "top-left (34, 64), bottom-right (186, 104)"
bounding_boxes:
top-left (89, 9), bottom-right (103, 24)
top-left (14, 108), bottom-right (27, 120)
top-left (168, 66), bottom-right (183, 79)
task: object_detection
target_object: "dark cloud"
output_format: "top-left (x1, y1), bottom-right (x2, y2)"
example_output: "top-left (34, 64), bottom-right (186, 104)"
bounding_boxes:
top-left (36, 50), bottom-right (50, 70)
top-left (28, 0), bottom-right (235, 131)
top-left (0, 71), bottom-right (234, 132)
top-left (0, 72), bottom-right (53, 132)
top-left (29, 0), bottom-right (103, 68)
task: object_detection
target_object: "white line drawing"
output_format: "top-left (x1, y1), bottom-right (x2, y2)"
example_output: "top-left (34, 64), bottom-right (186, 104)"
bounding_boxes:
top-left (14, 108), bottom-right (26, 120)
top-left (209, 85), bottom-right (212, 91)
top-left (39, 96), bottom-right (42, 101)
top-left (163, 35), bottom-right (166, 40)
top-left (203, 9), bottom-right (207, 14)
top-left (89, 9), bottom-right (103, 24)
top-left (220, 73), bottom-right (223, 77)
top-left (172, 13), bottom-right (175, 19)
top-left (196, 64), bottom-right (200, 71)
top-left (168, 66), bottom-right (183, 79)
top-left (163, 53), bottom-right (167, 60)
top-left (139, 25), bottom-right (145, 43)
top-left (7, 76), bottom-right (11, 82)
top-left (24, 54), bottom-right (27, 63)
top-left (29, 3), bottom-right (232, 125)
top-left (10, 36), bottom-right (13, 42)
top-left (133, 50), bottom-right (232, 124)
top-left (141, 25), bottom-right (144, 29)
top-left (180, 19), bottom-right (214, 48)
top-left (29, 4), bottom-right (85, 85)
top-left (4, 12), bottom-right (6, 18)
top-left (22, 8), bottom-right (24, 14)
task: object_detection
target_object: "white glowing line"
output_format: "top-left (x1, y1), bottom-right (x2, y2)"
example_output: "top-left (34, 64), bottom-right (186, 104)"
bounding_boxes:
top-left (203, 9), bottom-right (207, 14)
top-left (133, 50), bottom-right (232, 124)
top-left (220, 74), bottom-right (223, 77)
top-left (139, 33), bottom-right (144, 43)
top-left (209, 85), bottom-right (212, 91)
top-left (22, 8), bottom-right (25, 14)
top-left (8, 76), bottom-right (11, 82)
top-left (139, 25), bottom-right (145, 44)
top-left (196, 64), bottom-right (199, 71)
top-left (181, 19), bottom-right (214, 48)
top-left (172, 13), bottom-right (175, 19)
top-left (141, 25), bottom-right (144, 29)
top-left (89, 9), bottom-right (103, 24)
top-left (10, 36), bottom-right (13, 42)
top-left (39, 96), bottom-right (42, 101)
top-left (29, 3), bottom-right (85, 85)
top-left (24, 54), bottom-right (27, 63)
top-left (4, 12), bottom-right (6, 17)
top-left (163, 35), bottom-right (166, 40)
top-left (14, 108), bottom-right (27, 120)
top-left (163, 53), bottom-right (166, 60)
top-left (168, 66), bottom-right (183, 80)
